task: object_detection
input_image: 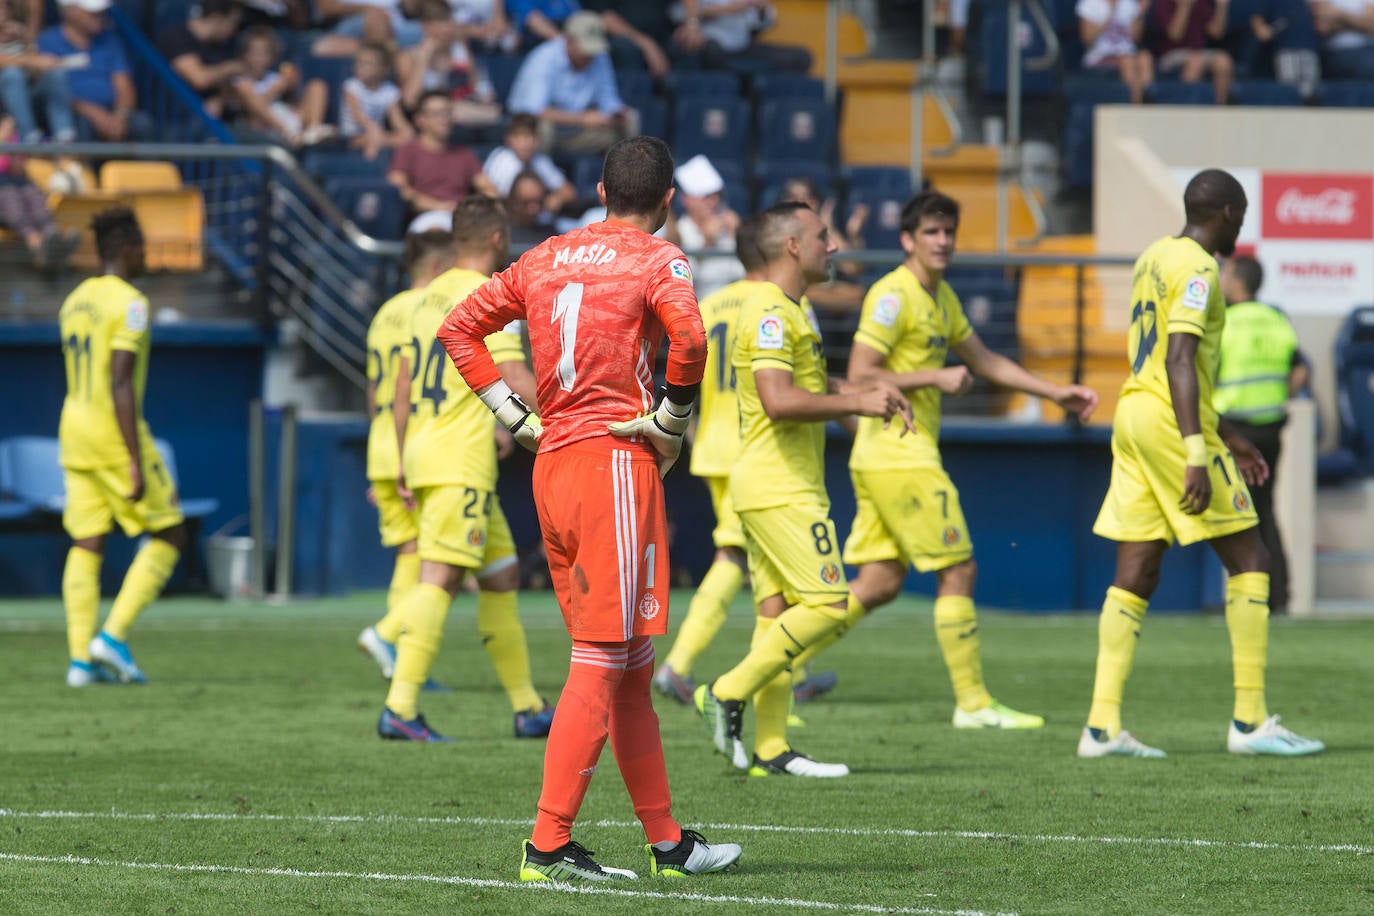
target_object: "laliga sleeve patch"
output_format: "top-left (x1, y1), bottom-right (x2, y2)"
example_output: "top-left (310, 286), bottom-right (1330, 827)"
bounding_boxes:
top-left (125, 298), bottom-right (149, 332)
top-left (872, 293), bottom-right (901, 327)
top-left (757, 314), bottom-right (785, 350)
top-left (1181, 277), bottom-right (1210, 312)
top-left (668, 258), bottom-right (693, 282)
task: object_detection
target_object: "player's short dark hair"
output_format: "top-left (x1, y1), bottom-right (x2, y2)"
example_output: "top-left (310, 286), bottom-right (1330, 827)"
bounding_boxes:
top-left (402, 228), bottom-right (452, 272)
top-left (754, 201), bottom-right (812, 262)
top-left (900, 190), bottom-right (959, 234)
top-left (1184, 168), bottom-right (1246, 224)
top-left (506, 113), bottom-right (540, 136)
top-left (601, 136), bottom-right (674, 216)
top-left (735, 212), bottom-right (765, 273)
top-left (92, 206), bottom-right (142, 262)
top-left (1228, 255), bottom-right (1264, 298)
top-left (451, 195), bottom-right (507, 250)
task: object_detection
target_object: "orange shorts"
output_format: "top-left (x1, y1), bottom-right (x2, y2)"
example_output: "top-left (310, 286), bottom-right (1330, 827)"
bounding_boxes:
top-left (533, 438), bottom-right (671, 642)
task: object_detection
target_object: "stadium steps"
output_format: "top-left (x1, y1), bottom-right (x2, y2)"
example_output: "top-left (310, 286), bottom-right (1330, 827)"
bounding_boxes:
top-left (761, 0), bottom-right (869, 76)
top-left (921, 145), bottom-right (1042, 251)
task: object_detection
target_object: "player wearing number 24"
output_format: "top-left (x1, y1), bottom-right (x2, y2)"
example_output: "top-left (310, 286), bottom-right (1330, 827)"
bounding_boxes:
top-left (438, 137), bottom-right (741, 882)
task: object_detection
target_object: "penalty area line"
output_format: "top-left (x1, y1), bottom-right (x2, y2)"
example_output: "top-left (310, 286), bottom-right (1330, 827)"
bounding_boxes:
top-left (0, 852), bottom-right (1009, 916)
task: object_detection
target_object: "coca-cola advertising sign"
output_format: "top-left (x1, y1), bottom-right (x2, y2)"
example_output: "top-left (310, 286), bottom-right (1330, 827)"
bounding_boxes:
top-left (1262, 174), bottom-right (1374, 240)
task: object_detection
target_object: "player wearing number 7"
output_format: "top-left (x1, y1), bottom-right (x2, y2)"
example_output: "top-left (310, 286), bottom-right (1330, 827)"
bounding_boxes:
top-left (57, 207), bottom-right (187, 687)
top-left (1081, 168), bottom-right (1322, 758)
top-left (374, 196), bottom-right (554, 742)
top-left (439, 137), bottom-right (741, 882)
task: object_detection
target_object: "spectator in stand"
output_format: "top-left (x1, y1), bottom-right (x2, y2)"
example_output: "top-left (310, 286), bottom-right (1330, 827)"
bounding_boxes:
top-left (388, 89), bottom-right (497, 231)
top-left (672, 0), bottom-right (812, 73)
top-left (340, 42), bottom-right (413, 160)
top-left (1077, 0), bottom-right (1153, 104)
top-left (580, 0), bottom-right (682, 68)
top-left (314, 0), bottom-right (425, 57)
top-left (232, 26), bottom-right (334, 146)
top-left (237, 0), bottom-right (311, 30)
top-left (508, 0), bottom-right (670, 75)
top-left (506, 169), bottom-right (558, 250)
top-left (1148, 0), bottom-right (1234, 103)
top-left (507, 12), bottom-right (637, 154)
top-left (0, 115), bottom-right (80, 270)
top-left (0, 0), bottom-right (77, 142)
top-left (663, 154), bottom-right (743, 300)
top-left (483, 114), bottom-right (576, 214)
top-left (156, 0), bottom-right (244, 118)
top-left (450, 0), bottom-right (518, 53)
top-left (396, 0), bottom-right (501, 127)
top-left (1311, 0), bottom-right (1374, 77)
top-left (777, 175), bottom-right (867, 313)
top-left (37, 0), bottom-right (153, 141)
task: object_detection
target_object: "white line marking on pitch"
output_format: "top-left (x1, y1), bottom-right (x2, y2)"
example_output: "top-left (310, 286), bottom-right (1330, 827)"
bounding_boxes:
top-left (1, 808), bottom-right (1369, 857)
top-left (0, 852), bottom-right (1007, 916)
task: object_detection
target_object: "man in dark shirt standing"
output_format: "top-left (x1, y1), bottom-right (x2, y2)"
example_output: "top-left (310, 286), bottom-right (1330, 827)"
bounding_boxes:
top-left (156, 0), bottom-right (243, 117)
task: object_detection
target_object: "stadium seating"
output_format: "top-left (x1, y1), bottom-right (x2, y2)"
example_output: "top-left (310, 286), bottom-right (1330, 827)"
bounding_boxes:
top-left (1314, 81), bottom-right (1374, 108)
top-left (298, 55), bottom-right (354, 125)
top-left (614, 69), bottom-right (655, 109)
top-left (153, 439), bottom-right (220, 518)
top-left (671, 97), bottom-right (752, 171)
top-left (1149, 82), bottom-right (1217, 105)
top-left (757, 97), bottom-right (838, 165)
top-left (0, 436), bottom-right (64, 513)
top-left (754, 159), bottom-right (836, 209)
top-left (976, 4), bottom-right (1058, 97)
top-left (846, 186), bottom-right (909, 251)
top-left (662, 71), bottom-right (742, 107)
top-left (301, 149), bottom-right (391, 183)
top-left (842, 165), bottom-right (914, 197)
top-left (637, 97), bottom-right (669, 143)
top-left (1322, 306), bottom-right (1374, 479)
top-left (323, 177), bottom-right (404, 240)
top-left (1062, 78), bottom-right (1131, 190)
top-left (99, 161), bottom-right (183, 192)
top-left (1230, 80), bottom-right (1304, 107)
top-left (750, 73), bottom-right (826, 102)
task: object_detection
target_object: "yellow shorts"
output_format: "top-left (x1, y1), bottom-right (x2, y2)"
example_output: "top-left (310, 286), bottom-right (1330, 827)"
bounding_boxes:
top-left (63, 443), bottom-right (184, 541)
top-left (371, 478), bottom-right (419, 548)
top-left (415, 483), bottom-right (516, 573)
top-left (704, 475), bottom-right (745, 550)
top-left (739, 502), bottom-right (848, 608)
top-left (1093, 394), bottom-right (1257, 546)
top-left (843, 467), bottom-right (973, 573)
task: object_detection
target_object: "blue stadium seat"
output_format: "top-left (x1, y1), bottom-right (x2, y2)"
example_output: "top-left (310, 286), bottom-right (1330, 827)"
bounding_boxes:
top-left (1324, 306), bottom-right (1374, 478)
top-left (671, 97), bottom-right (751, 169)
top-left (152, 439), bottom-right (219, 519)
top-left (569, 154), bottom-right (604, 198)
top-left (615, 69), bottom-right (655, 108)
top-left (757, 97), bottom-right (838, 165)
top-left (301, 149), bottom-right (390, 183)
top-left (977, 5), bottom-right (1057, 96)
top-left (1150, 82), bottom-right (1216, 105)
top-left (848, 187), bottom-right (909, 251)
top-left (751, 73), bottom-right (825, 101)
top-left (0, 439), bottom-right (36, 520)
top-left (753, 160), bottom-right (836, 209)
top-left (637, 97), bottom-right (668, 141)
top-left (1315, 81), bottom-right (1374, 108)
top-left (298, 55), bottom-right (354, 125)
top-left (1062, 78), bottom-right (1131, 190)
top-left (663, 71), bottom-right (742, 104)
top-left (842, 165), bottom-right (914, 202)
top-left (1230, 80), bottom-right (1303, 107)
top-left (478, 54), bottom-right (526, 106)
top-left (323, 177), bottom-right (404, 240)
top-left (0, 436), bottom-right (65, 513)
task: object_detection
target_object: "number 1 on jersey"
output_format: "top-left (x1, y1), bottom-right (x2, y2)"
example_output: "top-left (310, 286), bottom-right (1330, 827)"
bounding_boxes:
top-left (553, 282), bottom-right (584, 392)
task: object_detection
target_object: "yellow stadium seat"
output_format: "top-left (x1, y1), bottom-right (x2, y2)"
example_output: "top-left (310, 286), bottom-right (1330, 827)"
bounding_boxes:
top-left (99, 160), bottom-right (184, 192)
top-left (51, 193), bottom-right (133, 270)
top-left (763, 0), bottom-right (868, 75)
top-left (129, 189), bottom-right (205, 271)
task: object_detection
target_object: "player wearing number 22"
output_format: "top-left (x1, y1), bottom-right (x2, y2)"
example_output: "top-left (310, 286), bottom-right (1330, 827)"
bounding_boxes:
top-left (440, 137), bottom-right (741, 882)
top-left (58, 207), bottom-right (188, 687)
top-left (1081, 168), bottom-right (1323, 759)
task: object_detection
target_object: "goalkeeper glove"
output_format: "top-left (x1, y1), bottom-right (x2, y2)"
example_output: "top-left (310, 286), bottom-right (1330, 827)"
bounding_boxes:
top-left (608, 395), bottom-right (693, 478)
top-left (478, 380), bottom-right (542, 452)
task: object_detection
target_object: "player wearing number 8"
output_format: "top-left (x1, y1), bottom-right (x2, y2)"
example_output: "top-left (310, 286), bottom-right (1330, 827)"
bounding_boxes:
top-left (57, 207), bottom-right (187, 687)
top-left (440, 136), bottom-right (741, 881)
top-left (1081, 168), bottom-right (1323, 759)
top-left (374, 197), bottom-right (553, 742)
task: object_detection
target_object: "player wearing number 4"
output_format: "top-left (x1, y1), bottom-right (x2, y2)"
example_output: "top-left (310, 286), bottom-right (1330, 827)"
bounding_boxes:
top-left (58, 207), bottom-right (187, 687)
top-left (695, 202), bottom-right (916, 778)
top-left (1081, 168), bottom-right (1322, 758)
top-left (828, 191), bottom-right (1098, 730)
top-left (375, 196), bottom-right (554, 742)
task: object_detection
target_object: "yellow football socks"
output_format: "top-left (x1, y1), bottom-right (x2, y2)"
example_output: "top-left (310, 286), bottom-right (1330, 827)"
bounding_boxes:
top-left (386, 583), bottom-right (451, 720)
top-left (791, 593), bottom-right (867, 670)
top-left (478, 588), bottom-right (542, 712)
top-left (102, 539), bottom-right (180, 642)
top-left (712, 601), bottom-right (846, 702)
top-left (375, 550), bottom-right (419, 643)
top-left (747, 616), bottom-right (791, 760)
top-left (934, 595), bottom-right (992, 713)
top-left (63, 546), bottom-right (102, 662)
top-left (1086, 586), bottom-right (1149, 736)
top-left (663, 559), bottom-right (744, 676)
top-left (1226, 572), bottom-right (1270, 727)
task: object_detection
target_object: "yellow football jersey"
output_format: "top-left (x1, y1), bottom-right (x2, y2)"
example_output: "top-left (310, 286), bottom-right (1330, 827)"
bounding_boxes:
top-left (365, 288), bottom-right (425, 481)
top-left (690, 279), bottom-right (764, 477)
top-left (850, 265), bottom-right (971, 471)
top-left (729, 282), bottom-right (828, 511)
top-left (404, 267), bottom-right (525, 490)
top-left (58, 276), bottom-right (154, 469)
top-left (1119, 236), bottom-right (1226, 428)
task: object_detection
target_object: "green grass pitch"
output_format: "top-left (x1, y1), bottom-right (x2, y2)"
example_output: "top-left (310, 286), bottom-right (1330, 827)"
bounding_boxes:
top-left (1, 591), bottom-right (1370, 915)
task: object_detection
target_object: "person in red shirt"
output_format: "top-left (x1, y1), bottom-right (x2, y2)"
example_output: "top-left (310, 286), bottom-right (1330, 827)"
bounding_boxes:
top-left (438, 135), bottom-right (742, 883)
top-left (1149, 0), bottom-right (1234, 103)
top-left (387, 89), bottom-right (497, 229)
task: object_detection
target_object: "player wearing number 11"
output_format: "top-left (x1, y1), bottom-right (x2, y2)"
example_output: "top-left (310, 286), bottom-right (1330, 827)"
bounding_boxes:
top-left (1082, 168), bottom-right (1322, 759)
top-left (57, 207), bottom-right (187, 687)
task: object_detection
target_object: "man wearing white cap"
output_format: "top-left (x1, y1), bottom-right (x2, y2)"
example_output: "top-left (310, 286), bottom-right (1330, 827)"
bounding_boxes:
top-left (38, 0), bottom-right (150, 141)
top-left (506, 10), bottom-right (639, 154)
top-left (666, 154), bottom-right (744, 300)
